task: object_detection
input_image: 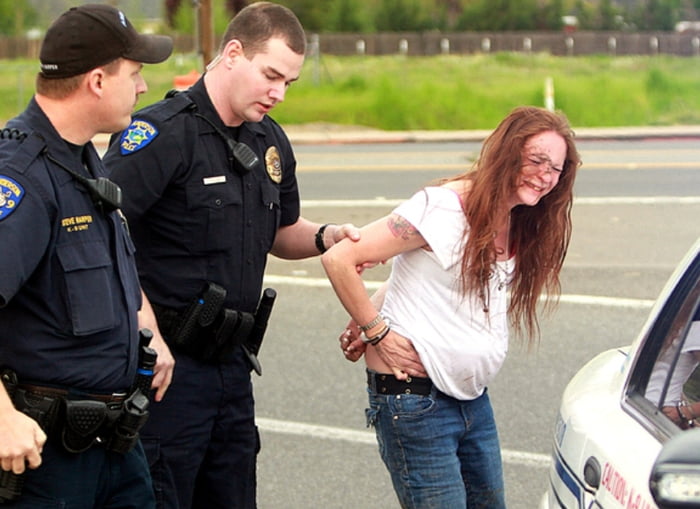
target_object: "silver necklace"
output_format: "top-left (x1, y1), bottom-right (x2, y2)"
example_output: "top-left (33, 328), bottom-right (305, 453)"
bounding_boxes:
top-left (495, 263), bottom-right (509, 291)
top-left (482, 214), bottom-right (511, 313)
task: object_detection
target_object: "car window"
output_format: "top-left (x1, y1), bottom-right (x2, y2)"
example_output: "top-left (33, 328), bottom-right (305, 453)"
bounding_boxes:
top-left (624, 250), bottom-right (700, 436)
top-left (642, 275), bottom-right (700, 429)
top-left (678, 317), bottom-right (700, 428)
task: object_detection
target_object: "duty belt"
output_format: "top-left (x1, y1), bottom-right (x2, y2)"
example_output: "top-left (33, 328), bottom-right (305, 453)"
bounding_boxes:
top-left (18, 383), bottom-right (127, 404)
top-left (1, 370), bottom-right (148, 455)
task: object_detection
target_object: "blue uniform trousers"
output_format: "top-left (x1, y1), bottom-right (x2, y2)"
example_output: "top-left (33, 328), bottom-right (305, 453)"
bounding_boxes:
top-left (141, 347), bottom-right (258, 509)
top-left (5, 440), bottom-right (153, 508)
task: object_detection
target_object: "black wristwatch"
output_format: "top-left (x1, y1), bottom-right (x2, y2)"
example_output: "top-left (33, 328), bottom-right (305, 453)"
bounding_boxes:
top-left (315, 223), bottom-right (330, 253)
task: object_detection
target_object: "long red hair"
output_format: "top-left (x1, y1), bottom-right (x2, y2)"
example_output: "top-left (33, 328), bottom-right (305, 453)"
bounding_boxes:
top-left (448, 106), bottom-right (581, 345)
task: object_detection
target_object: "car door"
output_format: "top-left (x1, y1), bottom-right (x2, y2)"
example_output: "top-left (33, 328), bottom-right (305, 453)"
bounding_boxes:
top-left (544, 241), bottom-right (700, 509)
top-left (599, 244), bottom-right (700, 507)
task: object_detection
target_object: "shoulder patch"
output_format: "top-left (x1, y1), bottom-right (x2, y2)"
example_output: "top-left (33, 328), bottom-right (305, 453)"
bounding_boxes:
top-left (119, 120), bottom-right (159, 155)
top-left (0, 175), bottom-right (24, 221)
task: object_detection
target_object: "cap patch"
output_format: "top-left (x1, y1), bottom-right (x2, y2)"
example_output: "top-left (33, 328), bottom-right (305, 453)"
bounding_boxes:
top-left (120, 120), bottom-right (159, 154)
top-left (0, 175), bottom-right (25, 221)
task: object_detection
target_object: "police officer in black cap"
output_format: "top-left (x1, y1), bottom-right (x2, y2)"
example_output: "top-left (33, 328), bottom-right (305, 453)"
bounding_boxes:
top-left (0, 4), bottom-right (172, 507)
top-left (103, 2), bottom-right (360, 508)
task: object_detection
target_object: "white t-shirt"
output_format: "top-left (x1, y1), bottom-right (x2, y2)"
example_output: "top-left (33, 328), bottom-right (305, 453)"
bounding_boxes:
top-left (381, 187), bottom-right (513, 400)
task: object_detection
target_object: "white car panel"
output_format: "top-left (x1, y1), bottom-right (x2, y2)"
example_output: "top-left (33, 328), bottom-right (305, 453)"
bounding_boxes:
top-left (542, 237), bottom-right (700, 509)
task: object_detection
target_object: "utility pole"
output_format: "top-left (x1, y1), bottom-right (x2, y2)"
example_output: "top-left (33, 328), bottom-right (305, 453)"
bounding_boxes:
top-left (195, 0), bottom-right (214, 69)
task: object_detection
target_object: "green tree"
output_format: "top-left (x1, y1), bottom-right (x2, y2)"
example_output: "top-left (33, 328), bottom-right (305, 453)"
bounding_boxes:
top-left (0, 0), bottom-right (38, 36)
top-left (436, 0), bottom-right (463, 30)
top-left (226, 0), bottom-right (249, 13)
top-left (172, 1), bottom-right (235, 36)
top-left (630, 0), bottom-right (681, 30)
top-left (572, 0), bottom-right (595, 30)
top-left (165, 0), bottom-right (182, 28)
top-left (457, 0), bottom-right (540, 30)
top-left (275, 0), bottom-right (327, 32)
top-left (374, 0), bottom-right (431, 31)
top-left (538, 0), bottom-right (565, 30)
top-left (596, 0), bottom-right (620, 29)
top-left (327, 0), bottom-right (369, 32)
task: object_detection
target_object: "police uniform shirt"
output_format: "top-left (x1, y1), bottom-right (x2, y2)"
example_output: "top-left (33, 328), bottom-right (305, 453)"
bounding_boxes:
top-left (0, 98), bottom-right (142, 392)
top-left (104, 78), bottom-right (300, 315)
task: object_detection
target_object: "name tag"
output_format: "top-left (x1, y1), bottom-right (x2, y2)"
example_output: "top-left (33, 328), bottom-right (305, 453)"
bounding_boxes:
top-left (203, 176), bottom-right (226, 185)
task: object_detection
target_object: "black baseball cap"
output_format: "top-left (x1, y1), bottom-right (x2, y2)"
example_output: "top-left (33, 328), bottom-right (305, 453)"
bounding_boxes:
top-left (39, 4), bottom-right (173, 79)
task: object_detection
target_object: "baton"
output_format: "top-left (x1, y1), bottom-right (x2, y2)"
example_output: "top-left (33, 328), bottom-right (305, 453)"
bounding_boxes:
top-left (243, 288), bottom-right (277, 376)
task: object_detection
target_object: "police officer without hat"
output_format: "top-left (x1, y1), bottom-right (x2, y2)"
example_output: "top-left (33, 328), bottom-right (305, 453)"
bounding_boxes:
top-left (0, 4), bottom-right (172, 507)
top-left (104, 2), bottom-right (360, 508)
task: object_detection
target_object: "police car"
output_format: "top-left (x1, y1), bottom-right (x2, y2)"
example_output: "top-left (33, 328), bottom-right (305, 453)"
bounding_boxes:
top-left (540, 237), bottom-right (700, 509)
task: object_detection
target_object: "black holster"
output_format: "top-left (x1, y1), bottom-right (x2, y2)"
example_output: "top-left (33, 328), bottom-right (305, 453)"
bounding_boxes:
top-left (153, 282), bottom-right (255, 363)
top-left (61, 399), bottom-right (114, 453)
top-left (105, 391), bottom-right (150, 454)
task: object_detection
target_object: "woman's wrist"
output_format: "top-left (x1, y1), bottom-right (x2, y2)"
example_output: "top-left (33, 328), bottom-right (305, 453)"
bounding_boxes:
top-left (359, 314), bottom-right (383, 333)
top-left (676, 400), bottom-right (696, 428)
top-left (362, 323), bottom-right (391, 346)
top-left (315, 223), bottom-right (338, 254)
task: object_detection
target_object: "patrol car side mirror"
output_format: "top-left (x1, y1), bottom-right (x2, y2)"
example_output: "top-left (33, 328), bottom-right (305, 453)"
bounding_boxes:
top-left (650, 428), bottom-right (700, 508)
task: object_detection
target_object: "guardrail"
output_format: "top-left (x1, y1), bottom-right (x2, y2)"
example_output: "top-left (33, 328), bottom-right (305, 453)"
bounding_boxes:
top-left (2, 31), bottom-right (700, 60)
top-left (313, 31), bottom-right (700, 57)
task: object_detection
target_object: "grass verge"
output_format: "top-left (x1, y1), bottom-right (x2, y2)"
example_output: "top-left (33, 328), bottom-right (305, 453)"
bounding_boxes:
top-left (1, 52), bottom-right (699, 130)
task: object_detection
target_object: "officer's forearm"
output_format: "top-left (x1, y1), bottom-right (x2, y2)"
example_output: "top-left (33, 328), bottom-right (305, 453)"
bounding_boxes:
top-left (270, 218), bottom-right (319, 259)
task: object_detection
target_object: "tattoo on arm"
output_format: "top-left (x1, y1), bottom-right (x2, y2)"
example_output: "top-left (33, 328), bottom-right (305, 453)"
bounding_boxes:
top-left (387, 215), bottom-right (419, 240)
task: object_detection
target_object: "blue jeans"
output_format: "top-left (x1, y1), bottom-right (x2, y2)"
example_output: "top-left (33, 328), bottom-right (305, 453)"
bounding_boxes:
top-left (366, 374), bottom-right (506, 509)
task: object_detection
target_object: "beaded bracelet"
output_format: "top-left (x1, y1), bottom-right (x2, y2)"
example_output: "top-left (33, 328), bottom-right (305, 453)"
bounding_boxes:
top-left (363, 325), bottom-right (391, 346)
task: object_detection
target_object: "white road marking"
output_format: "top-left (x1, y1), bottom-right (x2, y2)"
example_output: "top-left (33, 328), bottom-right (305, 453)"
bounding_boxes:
top-left (257, 417), bottom-right (551, 468)
top-left (263, 274), bottom-right (654, 309)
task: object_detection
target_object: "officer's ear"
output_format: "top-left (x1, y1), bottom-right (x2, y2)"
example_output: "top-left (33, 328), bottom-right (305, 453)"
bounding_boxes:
top-left (85, 67), bottom-right (107, 98)
top-left (223, 39), bottom-right (245, 66)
